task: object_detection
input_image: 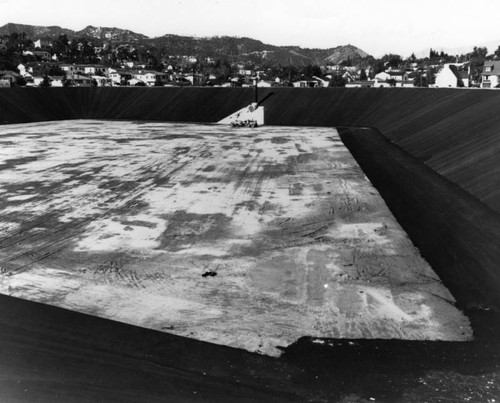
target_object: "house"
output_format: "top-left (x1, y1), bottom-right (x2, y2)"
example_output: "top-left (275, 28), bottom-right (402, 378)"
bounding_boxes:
top-left (49, 76), bottom-right (65, 87)
top-left (376, 70), bottom-right (409, 83)
top-left (375, 71), bottom-right (391, 81)
top-left (238, 69), bottom-right (252, 76)
top-left (313, 76), bottom-right (330, 87)
top-left (66, 74), bottom-right (93, 87)
top-left (60, 64), bottom-right (81, 75)
top-left (82, 65), bottom-right (106, 76)
top-left (91, 76), bottom-right (113, 87)
top-left (0, 71), bottom-right (23, 86)
top-left (184, 72), bottom-right (204, 86)
top-left (17, 64), bottom-right (30, 77)
top-left (293, 76), bottom-right (329, 88)
top-left (387, 70), bottom-right (409, 81)
top-left (345, 80), bottom-right (375, 88)
top-left (33, 50), bottom-right (52, 61)
top-left (481, 62), bottom-right (500, 88)
top-left (435, 64), bottom-right (468, 88)
top-left (256, 79), bottom-right (277, 88)
top-left (128, 78), bottom-right (146, 86)
top-left (132, 70), bottom-right (163, 86)
top-left (106, 70), bottom-right (133, 86)
top-left (293, 79), bottom-right (318, 88)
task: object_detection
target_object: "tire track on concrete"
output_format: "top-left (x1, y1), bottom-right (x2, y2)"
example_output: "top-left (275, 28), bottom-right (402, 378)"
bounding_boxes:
top-left (0, 153), bottom-right (195, 273)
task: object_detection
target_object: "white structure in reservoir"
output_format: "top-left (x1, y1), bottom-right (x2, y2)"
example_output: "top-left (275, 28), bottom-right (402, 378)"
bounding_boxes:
top-left (218, 103), bottom-right (264, 126)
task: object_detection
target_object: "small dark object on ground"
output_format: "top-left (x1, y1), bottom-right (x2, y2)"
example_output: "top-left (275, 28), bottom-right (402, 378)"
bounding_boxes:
top-left (202, 271), bottom-right (217, 278)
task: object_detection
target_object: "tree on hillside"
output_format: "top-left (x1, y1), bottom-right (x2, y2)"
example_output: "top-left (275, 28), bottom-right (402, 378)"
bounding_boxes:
top-left (381, 54), bottom-right (402, 69)
top-left (52, 34), bottom-right (70, 59)
top-left (329, 75), bottom-right (346, 87)
top-left (40, 74), bottom-right (51, 87)
top-left (413, 71), bottom-right (428, 87)
top-left (468, 46), bottom-right (488, 85)
top-left (494, 46), bottom-right (500, 60)
top-left (359, 68), bottom-right (367, 81)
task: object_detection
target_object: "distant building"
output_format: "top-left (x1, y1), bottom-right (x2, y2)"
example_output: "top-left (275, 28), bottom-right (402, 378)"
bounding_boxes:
top-left (66, 74), bottom-right (92, 87)
top-left (345, 80), bottom-right (375, 88)
top-left (33, 50), bottom-right (52, 61)
top-left (374, 71), bottom-right (391, 81)
top-left (435, 64), bottom-right (468, 88)
top-left (0, 71), bottom-right (23, 86)
top-left (481, 62), bottom-right (500, 88)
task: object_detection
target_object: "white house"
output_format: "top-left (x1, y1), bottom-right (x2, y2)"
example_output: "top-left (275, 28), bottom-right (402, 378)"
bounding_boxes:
top-left (132, 71), bottom-right (166, 86)
top-left (481, 62), bottom-right (500, 88)
top-left (83, 65), bottom-right (106, 76)
top-left (313, 76), bottom-right (330, 87)
top-left (435, 64), bottom-right (468, 88)
top-left (375, 71), bottom-right (391, 81)
top-left (50, 76), bottom-right (65, 87)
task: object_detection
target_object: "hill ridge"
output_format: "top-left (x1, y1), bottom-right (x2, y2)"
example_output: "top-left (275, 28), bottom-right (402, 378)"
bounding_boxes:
top-left (0, 22), bottom-right (370, 65)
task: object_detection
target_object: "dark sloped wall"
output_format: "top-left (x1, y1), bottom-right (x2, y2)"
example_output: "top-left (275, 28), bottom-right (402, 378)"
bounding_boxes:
top-left (339, 127), bottom-right (500, 311)
top-left (0, 87), bottom-right (499, 213)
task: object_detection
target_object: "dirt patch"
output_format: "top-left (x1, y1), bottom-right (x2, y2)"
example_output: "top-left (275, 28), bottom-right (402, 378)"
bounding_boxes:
top-left (158, 210), bottom-right (232, 251)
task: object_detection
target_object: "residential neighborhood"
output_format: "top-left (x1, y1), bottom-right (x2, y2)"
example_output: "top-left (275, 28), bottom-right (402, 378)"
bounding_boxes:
top-left (0, 27), bottom-right (499, 89)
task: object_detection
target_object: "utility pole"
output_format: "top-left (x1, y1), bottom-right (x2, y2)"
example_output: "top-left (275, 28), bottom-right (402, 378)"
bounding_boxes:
top-left (254, 72), bottom-right (259, 104)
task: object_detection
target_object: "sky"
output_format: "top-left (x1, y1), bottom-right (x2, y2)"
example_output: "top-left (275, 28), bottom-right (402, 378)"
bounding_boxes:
top-left (2, 0), bottom-right (500, 57)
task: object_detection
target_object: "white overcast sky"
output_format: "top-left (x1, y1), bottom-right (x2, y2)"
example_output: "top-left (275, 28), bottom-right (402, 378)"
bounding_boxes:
top-left (1, 0), bottom-right (500, 57)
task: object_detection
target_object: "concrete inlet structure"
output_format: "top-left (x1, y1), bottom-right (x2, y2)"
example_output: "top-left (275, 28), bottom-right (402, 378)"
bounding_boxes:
top-left (0, 88), bottom-right (499, 402)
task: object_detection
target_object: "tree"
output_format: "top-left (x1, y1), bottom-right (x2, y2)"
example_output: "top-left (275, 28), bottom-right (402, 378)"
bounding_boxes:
top-left (386, 78), bottom-right (396, 87)
top-left (381, 53), bottom-right (402, 69)
top-left (359, 68), bottom-right (367, 81)
top-left (40, 75), bottom-right (51, 87)
top-left (329, 75), bottom-right (346, 87)
top-left (468, 46), bottom-right (488, 84)
top-left (154, 75), bottom-right (163, 86)
top-left (52, 34), bottom-right (70, 59)
top-left (413, 71), bottom-right (428, 87)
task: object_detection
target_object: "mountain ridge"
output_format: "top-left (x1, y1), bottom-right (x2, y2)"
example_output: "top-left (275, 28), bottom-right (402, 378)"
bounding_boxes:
top-left (0, 22), bottom-right (370, 65)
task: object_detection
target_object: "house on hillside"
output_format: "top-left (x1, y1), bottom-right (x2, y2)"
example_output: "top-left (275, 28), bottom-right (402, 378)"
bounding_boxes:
top-left (60, 64), bottom-right (80, 75)
top-left (107, 70), bottom-right (133, 86)
top-left (0, 71), bottom-right (23, 86)
top-left (345, 80), bottom-right (375, 88)
top-left (435, 64), bottom-right (468, 88)
top-left (374, 71), bottom-right (391, 81)
top-left (91, 76), bottom-right (113, 87)
top-left (132, 71), bottom-right (166, 86)
top-left (293, 77), bottom-right (321, 88)
top-left (481, 62), bottom-right (500, 88)
top-left (83, 65), bottom-right (106, 76)
top-left (33, 50), bottom-right (52, 61)
top-left (387, 70), bottom-right (409, 82)
top-left (66, 74), bottom-right (92, 87)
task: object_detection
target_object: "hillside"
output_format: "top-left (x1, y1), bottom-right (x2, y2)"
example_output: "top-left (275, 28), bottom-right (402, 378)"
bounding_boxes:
top-left (0, 22), bottom-right (74, 39)
top-left (0, 22), bottom-right (369, 65)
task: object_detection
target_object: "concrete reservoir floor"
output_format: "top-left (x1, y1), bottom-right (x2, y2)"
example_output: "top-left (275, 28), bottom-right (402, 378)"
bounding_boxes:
top-left (0, 121), bottom-right (471, 356)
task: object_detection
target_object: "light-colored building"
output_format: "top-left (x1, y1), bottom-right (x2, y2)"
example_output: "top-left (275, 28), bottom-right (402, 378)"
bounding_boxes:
top-left (481, 62), bottom-right (500, 88)
top-left (435, 64), bottom-right (468, 88)
top-left (80, 65), bottom-right (106, 76)
top-left (132, 71), bottom-right (164, 86)
top-left (374, 71), bottom-right (391, 81)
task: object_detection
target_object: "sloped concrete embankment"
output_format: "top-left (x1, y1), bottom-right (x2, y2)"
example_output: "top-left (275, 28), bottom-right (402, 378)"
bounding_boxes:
top-left (338, 127), bottom-right (500, 314)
